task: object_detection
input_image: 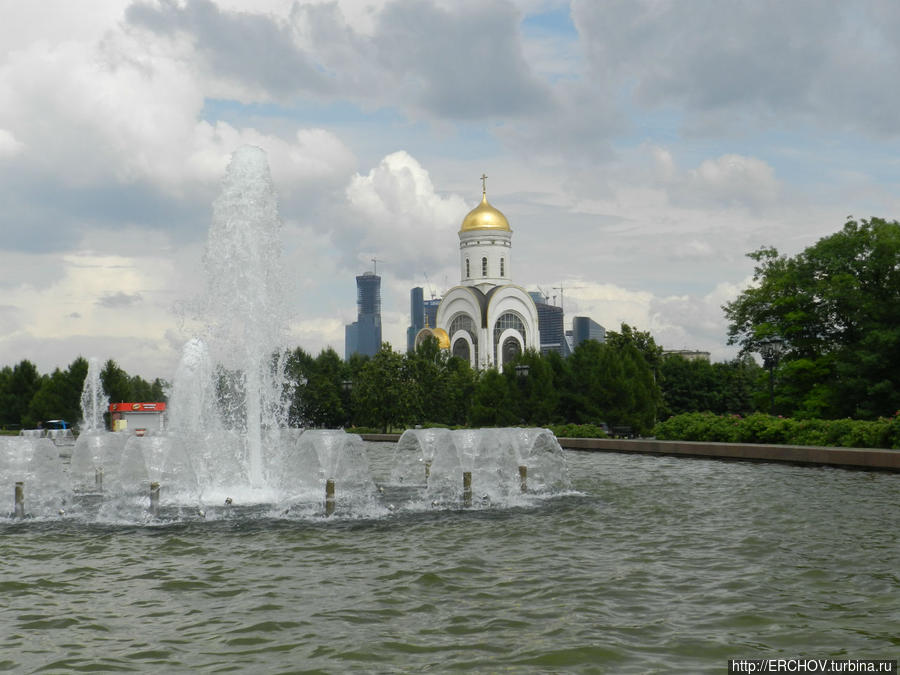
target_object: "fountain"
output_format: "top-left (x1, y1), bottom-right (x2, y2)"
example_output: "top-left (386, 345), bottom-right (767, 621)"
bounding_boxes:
top-left (1, 146), bottom-right (570, 522)
top-left (391, 427), bottom-right (569, 509)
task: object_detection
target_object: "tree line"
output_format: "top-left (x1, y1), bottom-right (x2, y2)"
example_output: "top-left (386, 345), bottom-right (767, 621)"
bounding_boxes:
top-left (1, 330), bottom-right (765, 433)
top-left (0, 357), bottom-right (166, 430)
top-left (287, 324), bottom-right (765, 434)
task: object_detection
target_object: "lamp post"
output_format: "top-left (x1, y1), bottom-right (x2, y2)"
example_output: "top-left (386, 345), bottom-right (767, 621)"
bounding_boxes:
top-left (515, 364), bottom-right (530, 379)
top-left (758, 338), bottom-right (784, 415)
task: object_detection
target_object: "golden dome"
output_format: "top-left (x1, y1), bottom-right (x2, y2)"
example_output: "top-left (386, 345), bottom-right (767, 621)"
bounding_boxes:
top-left (415, 327), bottom-right (450, 350)
top-left (460, 193), bottom-right (511, 233)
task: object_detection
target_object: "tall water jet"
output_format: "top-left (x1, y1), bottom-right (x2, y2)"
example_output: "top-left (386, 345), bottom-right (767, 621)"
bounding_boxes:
top-left (80, 357), bottom-right (108, 432)
top-left (192, 145), bottom-right (291, 489)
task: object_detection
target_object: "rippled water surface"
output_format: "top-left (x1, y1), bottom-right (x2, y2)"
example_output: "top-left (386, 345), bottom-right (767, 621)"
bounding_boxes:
top-left (2, 445), bottom-right (898, 673)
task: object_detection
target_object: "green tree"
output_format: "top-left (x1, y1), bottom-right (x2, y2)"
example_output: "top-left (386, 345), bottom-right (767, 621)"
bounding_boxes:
top-left (0, 360), bottom-right (42, 427)
top-left (567, 334), bottom-right (660, 434)
top-left (407, 336), bottom-right (449, 424)
top-left (27, 369), bottom-right (71, 425)
top-left (287, 347), bottom-right (348, 428)
top-left (469, 369), bottom-right (517, 427)
top-left (441, 355), bottom-right (477, 425)
top-left (352, 344), bottom-right (418, 432)
top-left (504, 349), bottom-right (558, 425)
top-left (714, 357), bottom-right (762, 415)
top-left (724, 217), bottom-right (900, 419)
top-left (100, 359), bottom-right (132, 403)
top-left (659, 356), bottom-right (719, 416)
top-left (606, 323), bottom-right (664, 381)
top-left (659, 355), bottom-right (762, 417)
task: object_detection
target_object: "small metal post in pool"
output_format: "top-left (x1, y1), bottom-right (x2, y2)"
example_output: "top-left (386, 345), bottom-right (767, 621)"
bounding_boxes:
top-left (95, 467), bottom-right (104, 492)
top-left (424, 460), bottom-right (432, 482)
top-left (14, 481), bottom-right (25, 519)
top-left (149, 481), bottom-right (160, 517)
top-left (325, 479), bottom-right (335, 516)
top-left (462, 471), bottom-right (472, 507)
top-left (519, 465), bottom-right (527, 493)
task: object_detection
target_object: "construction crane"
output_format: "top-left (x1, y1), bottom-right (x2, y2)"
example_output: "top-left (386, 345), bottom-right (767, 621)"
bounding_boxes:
top-left (553, 283), bottom-right (583, 315)
top-left (536, 285), bottom-right (551, 303)
top-left (423, 272), bottom-right (437, 300)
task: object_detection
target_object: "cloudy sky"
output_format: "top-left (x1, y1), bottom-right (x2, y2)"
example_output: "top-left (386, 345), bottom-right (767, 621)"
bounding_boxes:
top-left (2, 0), bottom-right (899, 380)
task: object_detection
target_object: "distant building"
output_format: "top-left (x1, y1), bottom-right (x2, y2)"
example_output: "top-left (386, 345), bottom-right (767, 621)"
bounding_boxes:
top-left (407, 286), bottom-right (425, 353)
top-left (424, 299), bottom-right (440, 330)
top-left (530, 293), bottom-right (568, 357)
top-left (663, 349), bottom-right (711, 362)
top-left (407, 289), bottom-right (444, 353)
top-left (345, 271), bottom-right (382, 360)
top-left (345, 323), bottom-right (359, 361)
top-left (109, 402), bottom-right (167, 434)
top-left (572, 316), bottom-right (606, 348)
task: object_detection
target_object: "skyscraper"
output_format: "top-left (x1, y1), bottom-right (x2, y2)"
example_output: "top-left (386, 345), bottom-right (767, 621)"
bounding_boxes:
top-left (407, 286), bottom-right (425, 353)
top-left (572, 316), bottom-right (606, 347)
top-left (345, 271), bottom-right (382, 360)
top-left (530, 292), bottom-right (567, 356)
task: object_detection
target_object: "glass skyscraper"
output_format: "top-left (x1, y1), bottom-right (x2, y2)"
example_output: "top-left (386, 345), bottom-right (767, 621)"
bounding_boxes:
top-left (345, 272), bottom-right (382, 360)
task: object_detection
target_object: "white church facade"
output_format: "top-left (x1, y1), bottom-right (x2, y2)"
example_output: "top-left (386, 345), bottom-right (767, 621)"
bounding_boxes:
top-left (417, 177), bottom-right (540, 371)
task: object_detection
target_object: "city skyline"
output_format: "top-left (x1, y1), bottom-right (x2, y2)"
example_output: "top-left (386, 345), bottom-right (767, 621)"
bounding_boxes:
top-left (2, 1), bottom-right (899, 379)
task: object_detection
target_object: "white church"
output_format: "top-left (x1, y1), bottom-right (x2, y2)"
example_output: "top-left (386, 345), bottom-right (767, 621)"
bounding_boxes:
top-left (416, 177), bottom-right (540, 370)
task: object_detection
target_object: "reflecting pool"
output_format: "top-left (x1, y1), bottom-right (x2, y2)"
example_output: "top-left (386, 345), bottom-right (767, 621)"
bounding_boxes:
top-left (2, 446), bottom-right (897, 673)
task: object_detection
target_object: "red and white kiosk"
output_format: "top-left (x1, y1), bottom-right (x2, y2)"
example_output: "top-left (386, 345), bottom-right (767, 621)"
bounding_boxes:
top-left (109, 402), bottom-right (167, 435)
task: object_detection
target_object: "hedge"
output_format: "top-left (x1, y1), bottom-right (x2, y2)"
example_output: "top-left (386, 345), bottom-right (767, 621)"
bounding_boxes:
top-left (652, 412), bottom-right (900, 449)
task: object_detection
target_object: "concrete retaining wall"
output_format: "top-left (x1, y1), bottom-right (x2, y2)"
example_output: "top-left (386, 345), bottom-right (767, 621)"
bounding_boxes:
top-left (358, 433), bottom-right (900, 471)
top-left (557, 437), bottom-right (900, 471)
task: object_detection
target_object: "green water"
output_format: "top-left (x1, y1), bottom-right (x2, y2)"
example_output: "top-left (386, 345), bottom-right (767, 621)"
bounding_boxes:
top-left (1, 446), bottom-right (897, 673)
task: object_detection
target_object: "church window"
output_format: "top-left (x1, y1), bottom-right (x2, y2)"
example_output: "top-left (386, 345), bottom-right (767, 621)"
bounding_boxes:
top-left (500, 258), bottom-right (505, 277)
top-left (452, 338), bottom-right (470, 362)
top-left (501, 336), bottom-right (521, 364)
top-left (450, 314), bottom-right (477, 339)
top-left (482, 257), bottom-right (488, 277)
top-left (466, 258), bottom-right (470, 278)
top-left (493, 312), bottom-right (526, 364)
top-left (449, 313), bottom-right (478, 365)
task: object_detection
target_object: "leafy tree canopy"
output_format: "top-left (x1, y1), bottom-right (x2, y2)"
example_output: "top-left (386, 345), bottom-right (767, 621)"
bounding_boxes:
top-left (724, 217), bottom-right (900, 418)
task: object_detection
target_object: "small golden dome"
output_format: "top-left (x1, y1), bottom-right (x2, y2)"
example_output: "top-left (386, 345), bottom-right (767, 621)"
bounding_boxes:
top-left (460, 193), bottom-right (511, 233)
top-left (415, 327), bottom-right (450, 350)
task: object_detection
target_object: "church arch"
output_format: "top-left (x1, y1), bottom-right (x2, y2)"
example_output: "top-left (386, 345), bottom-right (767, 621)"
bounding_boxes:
top-left (501, 335), bottom-right (522, 364)
top-left (452, 337), bottom-right (471, 363)
top-left (449, 313), bottom-right (478, 368)
top-left (493, 311), bottom-right (526, 369)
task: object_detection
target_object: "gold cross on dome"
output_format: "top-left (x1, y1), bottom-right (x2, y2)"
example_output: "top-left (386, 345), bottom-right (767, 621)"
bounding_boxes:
top-left (480, 173), bottom-right (488, 195)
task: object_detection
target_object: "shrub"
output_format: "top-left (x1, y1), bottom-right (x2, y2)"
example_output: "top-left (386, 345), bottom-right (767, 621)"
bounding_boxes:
top-left (653, 413), bottom-right (898, 449)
